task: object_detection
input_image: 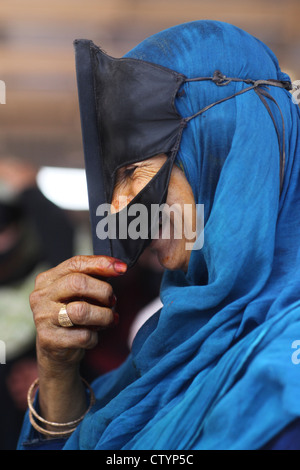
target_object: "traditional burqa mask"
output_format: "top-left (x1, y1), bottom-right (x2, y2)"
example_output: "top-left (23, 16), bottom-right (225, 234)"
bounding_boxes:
top-left (74, 39), bottom-right (187, 268)
top-left (74, 39), bottom-right (291, 269)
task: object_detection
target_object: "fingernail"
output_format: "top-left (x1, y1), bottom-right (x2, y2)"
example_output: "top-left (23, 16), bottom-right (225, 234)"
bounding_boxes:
top-left (113, 312), bottom-right (119, 325)
top-left (113, 261), bottom-right (127, 274)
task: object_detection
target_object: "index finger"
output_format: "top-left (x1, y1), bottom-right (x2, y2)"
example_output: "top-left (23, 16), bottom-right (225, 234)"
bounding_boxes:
top-left (35, 255), bottom-right (127, 288)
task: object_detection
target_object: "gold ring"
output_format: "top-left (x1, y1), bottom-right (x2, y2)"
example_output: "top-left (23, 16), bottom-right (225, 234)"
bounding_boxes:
top-left (58, 305), bottom-right (74, 328)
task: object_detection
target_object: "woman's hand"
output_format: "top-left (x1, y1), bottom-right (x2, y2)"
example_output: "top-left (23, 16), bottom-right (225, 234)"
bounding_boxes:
top-left (29, 255), bottom-right (127, 425)
top-left (30, 255), bottom-right (126, 375)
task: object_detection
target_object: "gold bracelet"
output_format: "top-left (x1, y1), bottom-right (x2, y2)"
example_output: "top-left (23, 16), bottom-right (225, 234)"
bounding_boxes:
top-left (27, 377), bottom-right (96, 437)
top-left (28, 411), bottom-right (78, 437)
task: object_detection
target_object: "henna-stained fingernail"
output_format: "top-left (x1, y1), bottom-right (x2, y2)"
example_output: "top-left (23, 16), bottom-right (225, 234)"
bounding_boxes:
top-left (113, 261), bottom-right (127, 274)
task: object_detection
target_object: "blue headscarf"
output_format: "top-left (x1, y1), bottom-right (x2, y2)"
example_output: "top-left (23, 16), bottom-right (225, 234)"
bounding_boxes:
top-left (64, 21), bottom-right (300, 450)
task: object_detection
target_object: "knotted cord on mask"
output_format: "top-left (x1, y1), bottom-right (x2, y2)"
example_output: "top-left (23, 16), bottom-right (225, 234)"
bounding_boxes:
top-left (184, 70), bottom-right (293, 194)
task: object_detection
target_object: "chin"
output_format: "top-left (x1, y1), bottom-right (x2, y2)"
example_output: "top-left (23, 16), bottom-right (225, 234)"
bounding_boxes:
top-left (157, 246), bottom-right (190, 272)
top-left (150, 233), bottom-right (191, 272)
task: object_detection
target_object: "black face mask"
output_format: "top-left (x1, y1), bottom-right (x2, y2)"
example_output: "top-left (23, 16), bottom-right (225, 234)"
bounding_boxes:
top-left (74, 39), bottom-right (291, 269)
top-left (74, 39), bottom-right (187, 268)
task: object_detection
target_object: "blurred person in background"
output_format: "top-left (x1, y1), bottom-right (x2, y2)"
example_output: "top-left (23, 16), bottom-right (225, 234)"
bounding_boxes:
top-left (0, 157), bottom-right (75, 449)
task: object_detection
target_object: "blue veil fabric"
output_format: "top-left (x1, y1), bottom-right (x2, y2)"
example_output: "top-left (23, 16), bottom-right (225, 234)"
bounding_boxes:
top-left (62, 21), bottom-right (300, 450)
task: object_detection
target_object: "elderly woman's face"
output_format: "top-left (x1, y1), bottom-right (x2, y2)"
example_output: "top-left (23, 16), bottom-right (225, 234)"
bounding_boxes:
top-left (111, 154), bottom-right (196, 272)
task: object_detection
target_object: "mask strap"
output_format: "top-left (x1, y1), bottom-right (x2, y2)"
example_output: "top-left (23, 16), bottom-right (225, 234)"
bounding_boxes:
top-left (254, 87), bottom-right (286, 193)
top-left (184, 71), bottom-right (292, 195)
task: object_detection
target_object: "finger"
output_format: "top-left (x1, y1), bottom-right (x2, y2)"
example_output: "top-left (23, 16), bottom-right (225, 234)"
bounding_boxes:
top-left (48, 273), bottom-right (115, 306)
top-left (35, 255), bottom-right (127, 288)
top-left (57, 301), bottom-right (115, 329)
top-left (38, 324), bottom-right (99, 352)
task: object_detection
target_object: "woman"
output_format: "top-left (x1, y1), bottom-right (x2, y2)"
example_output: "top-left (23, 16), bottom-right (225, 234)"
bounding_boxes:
top-left (18, 21), bottom-right (300, 450)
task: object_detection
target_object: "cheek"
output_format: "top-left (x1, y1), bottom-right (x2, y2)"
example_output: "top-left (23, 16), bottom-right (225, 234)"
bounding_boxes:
top-left (157, 237), bottom-right (190, 271)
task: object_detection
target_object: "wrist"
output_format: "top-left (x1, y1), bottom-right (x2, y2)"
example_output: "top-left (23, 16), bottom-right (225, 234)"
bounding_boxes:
top-left (36, 345), bottom-right (84, 381)
top-left (37, 370), bottom-right (87, 425)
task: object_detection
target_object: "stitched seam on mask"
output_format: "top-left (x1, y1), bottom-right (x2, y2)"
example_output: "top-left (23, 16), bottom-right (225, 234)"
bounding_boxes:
top-left (91, 42), bottom-right (187, 82)
top-left (90, 43), bottom-right (114, 255)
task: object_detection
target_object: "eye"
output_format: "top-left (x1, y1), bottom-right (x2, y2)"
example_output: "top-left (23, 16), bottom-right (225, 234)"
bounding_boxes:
top-left (114, 165), bottom-right (137, 189)
top-left (123, 165), bottom-right (136, 179)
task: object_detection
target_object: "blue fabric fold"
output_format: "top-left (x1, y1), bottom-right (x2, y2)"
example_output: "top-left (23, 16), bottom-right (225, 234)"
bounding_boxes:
top-left (19, 20), bottom-right (300, 450)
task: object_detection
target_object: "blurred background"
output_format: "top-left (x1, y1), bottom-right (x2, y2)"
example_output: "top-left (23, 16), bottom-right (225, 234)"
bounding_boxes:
top-left (0, 0), bottom-right (299, 450)
top-left (0, 0), bottom-right (299, 168)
